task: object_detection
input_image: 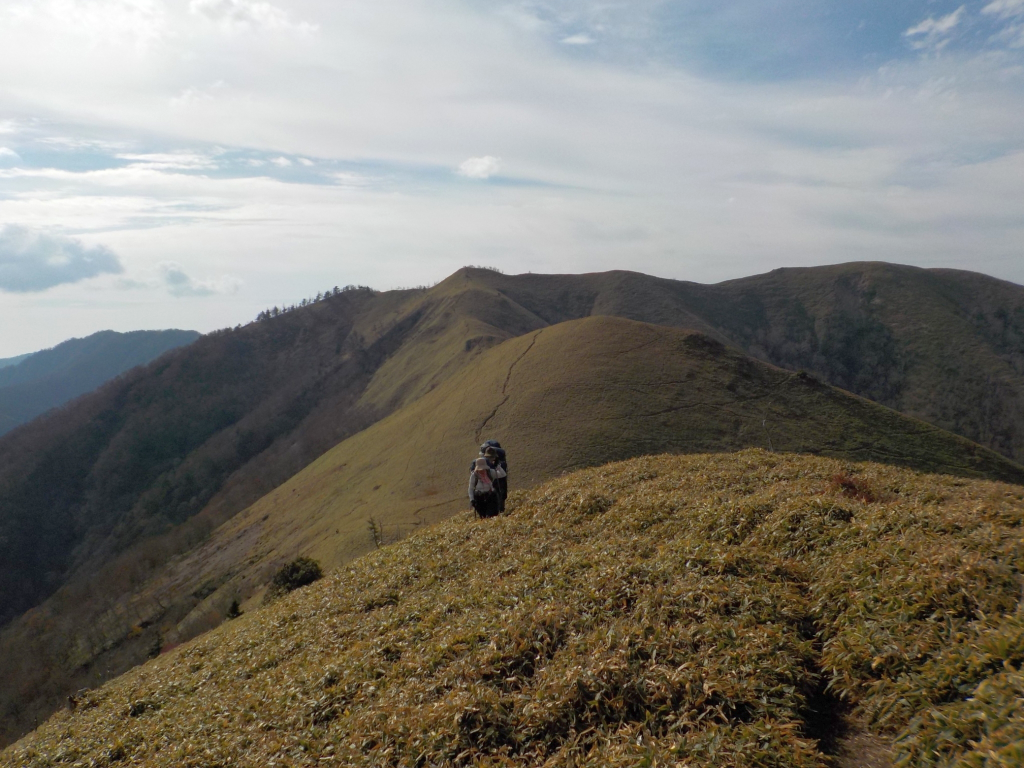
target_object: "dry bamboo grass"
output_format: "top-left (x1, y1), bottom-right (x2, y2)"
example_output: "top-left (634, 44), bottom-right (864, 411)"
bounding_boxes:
top-left (5, 449), bottom-right (1023, 768)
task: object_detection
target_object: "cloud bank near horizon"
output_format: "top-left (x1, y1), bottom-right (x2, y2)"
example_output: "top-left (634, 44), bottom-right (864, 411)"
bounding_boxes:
top-left (0, 225), bottom-right (123, 293)
top-left (159, 261), bottom-right (243, 297)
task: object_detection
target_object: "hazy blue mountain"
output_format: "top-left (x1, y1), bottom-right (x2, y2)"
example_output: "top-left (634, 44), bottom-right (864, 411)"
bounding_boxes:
top-left (0, 329), bottom-right (200, 436)
top-left (0, 354), bottom-right (30, 370)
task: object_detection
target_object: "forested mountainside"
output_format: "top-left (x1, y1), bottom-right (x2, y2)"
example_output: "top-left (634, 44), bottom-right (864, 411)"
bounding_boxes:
top-left (0, 329), bottom-right (200, 436)
top-left (1, 262), bottom-right (1023, 745)
top-left (5, 452), bottom-right (1023, 768)
top-left (0, 289), bottom-right (380, 627)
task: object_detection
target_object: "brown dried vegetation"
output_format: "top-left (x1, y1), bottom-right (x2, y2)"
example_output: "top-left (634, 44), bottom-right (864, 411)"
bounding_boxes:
top-left (828, 473), bottom-right (879, 504)
top-left (5, 450), bottom-right (1024, 768)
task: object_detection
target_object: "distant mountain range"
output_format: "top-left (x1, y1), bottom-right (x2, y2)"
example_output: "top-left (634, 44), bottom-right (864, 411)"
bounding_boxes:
top-left (0, 354), bottom-right (30, 370)
top-left (0, 330), bottom-right (200, 436)
top-left (1, 262), bottom-right (1023, 745)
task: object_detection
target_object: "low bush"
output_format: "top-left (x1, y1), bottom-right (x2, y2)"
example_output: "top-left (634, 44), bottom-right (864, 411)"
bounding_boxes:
top-left (264, 557), bottom-right (323, 602)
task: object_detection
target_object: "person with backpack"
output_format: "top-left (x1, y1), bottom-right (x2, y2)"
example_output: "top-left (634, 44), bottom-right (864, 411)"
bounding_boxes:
top-left (478, 439), bottom-right (508, 511)
top-left (469, 445), bottom-right (506, 518)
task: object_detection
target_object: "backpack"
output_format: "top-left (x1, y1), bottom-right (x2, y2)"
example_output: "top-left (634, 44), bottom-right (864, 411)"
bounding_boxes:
top-left (479, 440), bottom-right (507, 471)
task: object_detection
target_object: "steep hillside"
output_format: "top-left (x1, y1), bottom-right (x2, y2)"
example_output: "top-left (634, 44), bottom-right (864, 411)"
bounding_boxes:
top-left (3, 263), bottom-right (1024, 747)
top-left (707, 264), bottom-right (1024, 463)
top-left (0, 329), bottom-right (200, 436)
top-left (0, 292), bottom-right (375, 629)
top-left (456, 263), bottom-right (1024, 464)
top-left (5, 263), bottom-right (1023, 632)
top-left (5, 451), bottom-right (1023, 768)
top-left (0, 282), bottom-right (530, 629)
top-left (0, 280), bottom-right (550, 745)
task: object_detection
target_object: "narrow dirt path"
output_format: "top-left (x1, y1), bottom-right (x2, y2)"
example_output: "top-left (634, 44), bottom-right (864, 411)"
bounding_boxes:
top-left (476, 330), bottom-right (543, 441)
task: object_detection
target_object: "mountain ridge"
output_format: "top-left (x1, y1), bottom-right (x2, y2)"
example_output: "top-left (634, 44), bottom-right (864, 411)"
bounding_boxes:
top-left (460, 263), bottom-right (1024, 462)
top-left (3, 313), bottom-right (1020, 746)
top-left (0, 353), bottom-right (30, 370)
top-left (2, 262), bottom-right (1024, 746)
top-left (160, 314), bottom-right (1024, 610)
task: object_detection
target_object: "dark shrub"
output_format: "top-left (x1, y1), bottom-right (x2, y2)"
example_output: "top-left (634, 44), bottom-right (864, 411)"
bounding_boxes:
top-left (265, 557), bottom-right (323, 602)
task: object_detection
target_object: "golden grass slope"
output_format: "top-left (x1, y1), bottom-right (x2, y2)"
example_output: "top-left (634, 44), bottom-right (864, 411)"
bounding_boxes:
top-left (0, 273), bottom-right (552, 748)
top-left (453, 263), bottom-right (1024, 464)
top-left (6, 450), bottom-right (1024, 768)
top-left (352, 278), bottom-right (547, 415)
top-left (147, 315), bottom-right (1023, 641)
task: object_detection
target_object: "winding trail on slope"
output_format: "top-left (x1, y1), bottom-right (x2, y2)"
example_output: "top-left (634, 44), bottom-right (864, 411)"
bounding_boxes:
top-left (475, 330), bottom-right (543, 441)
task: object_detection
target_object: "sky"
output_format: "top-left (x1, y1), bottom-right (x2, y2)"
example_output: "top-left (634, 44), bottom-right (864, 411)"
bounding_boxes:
top-left (1, 0), bottom-right (1024, 356)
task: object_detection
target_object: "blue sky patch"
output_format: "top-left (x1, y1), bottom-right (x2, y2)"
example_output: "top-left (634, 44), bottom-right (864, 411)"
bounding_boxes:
top-left (532, 0), bottom-right (1024, 80)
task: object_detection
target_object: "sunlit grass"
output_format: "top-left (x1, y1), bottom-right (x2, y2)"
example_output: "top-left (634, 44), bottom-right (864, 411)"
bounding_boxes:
top-left (5, 449), bottom-right (1023, 767)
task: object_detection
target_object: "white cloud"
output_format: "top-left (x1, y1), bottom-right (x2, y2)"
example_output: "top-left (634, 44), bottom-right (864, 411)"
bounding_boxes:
top-left (159, 261), bottom-right (242, 297)
top-left (39, 136), bottom-right (128, 151)
top-left (457, 156), bottom-right (502, 179)
top-left (0, 225), bottom-right (123, 292)
top-left (2, 0), bottom-right (166, 48)
top-left (170, 81), bottom-right (227, 108)
top-left (270, 156), bottom-right (292, 167)
top-left (332, 171), bottom-right (368, 186)
top-left (995, 24), bottom-right (1024, 47)
top-left (905, 7), bottom-right (966, 50)
top-left (117, 152), bottom-right (218, 171)
top-left (298, 158), bottom-right (314, 166)
top-left (561, 33), bottom-right (595, 45)
top-left (983, 0), bottom-right (1024, 19)
top-left (188, 0), bottom-right (317, 33)
top-left (984, 0), bottom-right (1024, 47)
top-left (0, 148), bottom-right (19, 162)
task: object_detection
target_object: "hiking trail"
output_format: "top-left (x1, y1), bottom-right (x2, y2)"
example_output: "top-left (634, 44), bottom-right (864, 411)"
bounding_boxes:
top-left (476, 330), bottom-right (542, 441)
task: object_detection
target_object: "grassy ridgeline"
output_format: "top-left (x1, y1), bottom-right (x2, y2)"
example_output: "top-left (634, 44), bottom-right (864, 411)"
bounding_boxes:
top-left (6, 450), bottom-right (1023, 768)
top-left (8, 314), bottom-right (1022, 751)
